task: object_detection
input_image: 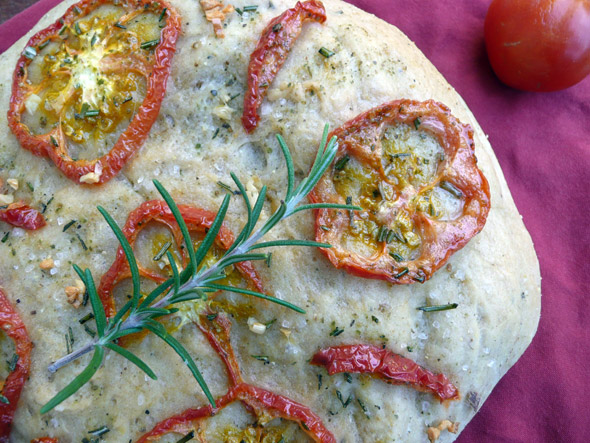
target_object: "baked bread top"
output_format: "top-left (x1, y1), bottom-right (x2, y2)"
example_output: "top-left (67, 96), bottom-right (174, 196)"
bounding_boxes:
top-left (0, 0), bottom-right (540, 441)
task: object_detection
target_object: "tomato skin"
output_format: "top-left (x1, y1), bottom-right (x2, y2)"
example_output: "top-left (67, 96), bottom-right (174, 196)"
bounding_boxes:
top-left (136, 382), bottom-right (336, 443)
top-left (311, 344), bottom-right (459, 403)
top-left (485, 0), bottom-right (590, 92)
top-left (0, 203), bottom-right (45, 230)
top-left (242, 1), bottom-right (326, 133)
top-left (8, 0), bottom-right (182, 184)
top-left (0, 288), bottom-right (33, 442)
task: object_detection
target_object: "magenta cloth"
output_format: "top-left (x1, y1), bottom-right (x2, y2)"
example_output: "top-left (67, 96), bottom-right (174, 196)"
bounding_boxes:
top-left (1, 1), bottom-right (589, 441)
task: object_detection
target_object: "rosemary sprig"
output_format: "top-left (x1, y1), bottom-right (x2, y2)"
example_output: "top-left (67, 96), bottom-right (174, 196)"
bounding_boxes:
top-left (42, 125), bottom-right (359, 414)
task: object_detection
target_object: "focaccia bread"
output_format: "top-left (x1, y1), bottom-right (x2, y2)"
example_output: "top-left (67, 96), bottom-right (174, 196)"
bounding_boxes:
top-left (0, 0), bottom-right (541, 441)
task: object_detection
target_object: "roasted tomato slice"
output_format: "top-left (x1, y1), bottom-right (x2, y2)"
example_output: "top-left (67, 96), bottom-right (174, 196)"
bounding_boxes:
top-left (309, 100), bottom-right (490, 284)
top-left (311, 344), bottom-right (459, 403)
top-left (8, 0), bottom-right (181, 185)
top-left (0, 288), bottom-right (33, 441)
top-left (242, 0), bottom-right (326, 133)
top-left (98, 200), bottom-right (263, 318)
top-left (136, 382), bottom-right (336, 443)
top-left (0, 203), bottom-right (45, 230)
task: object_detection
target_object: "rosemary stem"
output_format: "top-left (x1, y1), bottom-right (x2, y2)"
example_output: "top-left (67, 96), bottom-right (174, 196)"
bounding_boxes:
top-left (48, 341), bottom-right (97, 373)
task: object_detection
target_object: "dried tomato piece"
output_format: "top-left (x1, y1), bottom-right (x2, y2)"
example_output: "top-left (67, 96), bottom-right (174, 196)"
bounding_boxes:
top-left (136, 382), bottom-right (336, 442)
top-left (242, 1), bottom-right (326, 133)
top-left (309, 99), bottom-right (490, 284)
top-left (0, 288), bottom-right (33, 440)
top-left (0, 203), bottom-right (45, 230)
top-left (30, 438), bottom-right (58, 443)
top-left (98, 200), bottom-right (264, 318)
top-left (197, 310), bottom-right (243, 386)
top-left (311, 344), bottom-right (459, 403)
top-left (8, 0), bottom-right (181, 184)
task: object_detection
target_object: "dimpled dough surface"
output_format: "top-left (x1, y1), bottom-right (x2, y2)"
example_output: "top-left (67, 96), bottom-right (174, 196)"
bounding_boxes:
top-left (0, 0), bottom-right (540, 441)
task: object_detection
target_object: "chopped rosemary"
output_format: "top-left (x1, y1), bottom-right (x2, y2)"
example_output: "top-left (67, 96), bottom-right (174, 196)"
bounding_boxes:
top-left (153, 241), bottom-right (172, 261)
top-left (176, 431), bottom-right (195, 443)
top-left (317, 373), bottom-right (322, 390)
top-left (73, 6), bottom-right (82, 15)
top-left (334, 155), bottom-right (350, 170)
top-left (394, 268), bottom-right (409, 279)
top-left (41, 196), bottom-right (54, 214)
top-left (217, 181), bottom-right (233, 194)
top-left (440, 180), bottom-right (463, 199)
top-left (23, 46), bottom-right (37, 60)
top-left (90, 33), bottom-right (98, 47)
top-left (63, 219), bottom-right (76, 232)
top-left (38, 40), bottom-right (50, 50)
top-left (413, 117), bottom-right (421, 130)
top-left (159, 7), bottom-right (168, 21)
top-left (74, 22), bottom-right (82, 35)
top-left (114, 22), bottom-right (127, 29)
top-left (65, 327), bottom-right (74, 354)
top-left (320, 225), bottom-right (330, 231)
top-left (212, 128), bottom-right (220, 139)
top-left (79, 313), bottom-right (95, 325)
top-left (41, 126), bottom-right (359, 415)
top-left (206, 313), bottom-right (218, 321)
top-left (251, 355), bottom-right (270, 363)
top-left (89, 426), bottom-right (110, 437)
top-left (0, 395), bottom-right (8, 405)
top-left (26, 182), bottom-right (35, 191)
top-left (417, 303), bottom-right (458, 312)
top-left (336, 390), bottom-right (352, 408)
top-left (265, 252), bottom-right (272, 267)
top-left (243, 5), bottom-right (258, 12)
top-left (83, 324), bottom-right (96, 338)
top-left (1, 232), bottom-right (9, 243)
top-left (318, 47), bottom-right (335, 58)
top-left (50, 136), bottom-right (59, 147)
top-left (76, 233), bottom-right (88, 250)
top-left (329, 327), bottom-right (344, 337)
top-left (357, 398), bottom-right (369, 417)
top-left (7, 354), bottom-right (18, 372)
top-left (273, 23), bottom-right (282, 32)
top-left (140, 39), bottom-right (160, 49)
top-left (371, 315), bottom-right (379, 324)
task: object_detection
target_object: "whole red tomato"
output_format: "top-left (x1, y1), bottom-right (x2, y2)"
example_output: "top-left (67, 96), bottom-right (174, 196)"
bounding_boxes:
top-left (485, 0), bottom-right (590, 92)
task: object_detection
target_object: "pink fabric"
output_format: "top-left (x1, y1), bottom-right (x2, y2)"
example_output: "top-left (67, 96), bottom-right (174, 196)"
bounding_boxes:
top-left (1, 1), bottom-right (589, 441)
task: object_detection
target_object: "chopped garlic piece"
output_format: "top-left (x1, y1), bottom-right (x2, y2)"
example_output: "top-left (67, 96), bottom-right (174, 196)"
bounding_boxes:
top-left (40, 258), bottom-right (55, 270)
top-left (247, 317), bottom-right (266, 335)
top-left (200, 0), bottom-right (234, 38)
top-left (213, 105), bottom-right (235, 121)
top-left (7, 179), bottom-right (18, 191)
top-left (0, 194), bottom-right (14, 205)
top-left (65, 279), bottom-right (86, 308)
top-left (427, 420), bottom-right (459, 442)
top-left (79, 164), bottom-right (103, 184)
top-left (280, 328), bottom-right (291, 338)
